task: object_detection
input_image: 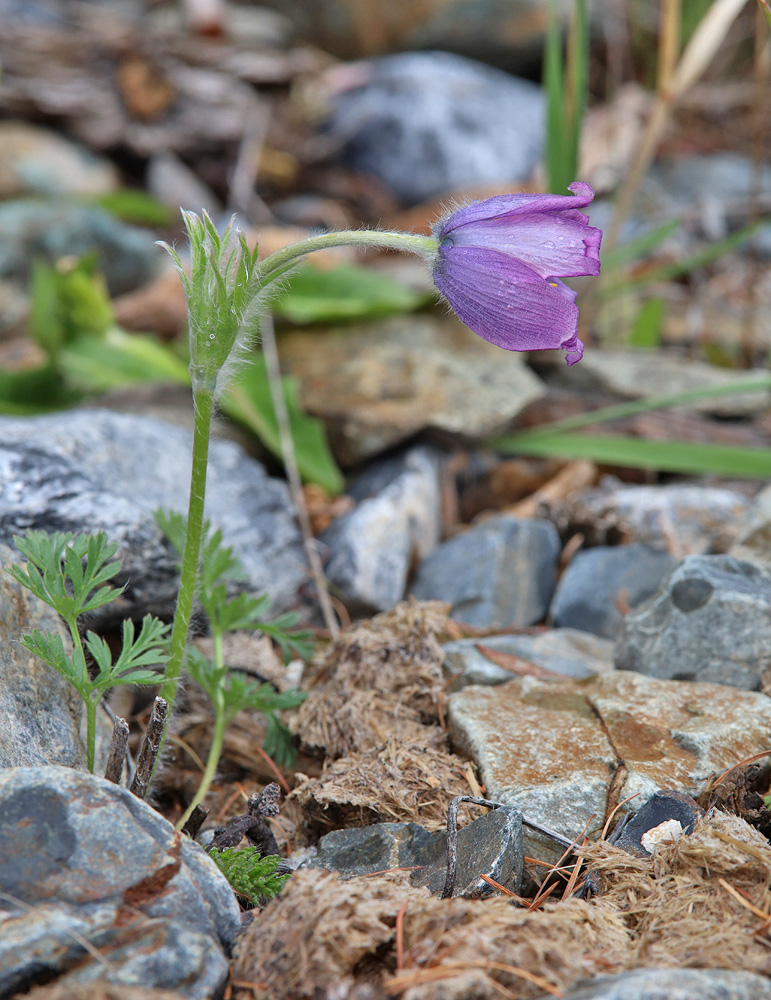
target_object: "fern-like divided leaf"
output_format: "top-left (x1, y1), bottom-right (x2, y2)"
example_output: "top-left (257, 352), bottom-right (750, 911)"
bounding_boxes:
top-left (208, 847), bottom-right (290, 904)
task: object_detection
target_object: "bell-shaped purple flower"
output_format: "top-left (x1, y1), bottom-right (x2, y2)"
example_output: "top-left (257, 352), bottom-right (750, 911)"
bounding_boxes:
top-left (432, 182), bottom-right (602, 365)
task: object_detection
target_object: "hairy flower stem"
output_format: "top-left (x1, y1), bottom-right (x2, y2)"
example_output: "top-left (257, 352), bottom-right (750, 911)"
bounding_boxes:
top-left (176, 700), bottom-right (227, 831)
top-left (259, 230), bottom-right (439, 283)
top-left (160, 385), bottom-right (214, 727)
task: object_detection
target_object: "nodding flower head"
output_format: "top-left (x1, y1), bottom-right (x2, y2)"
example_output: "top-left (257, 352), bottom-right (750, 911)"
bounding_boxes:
top-left (431, 182), bottom-right (602, 366)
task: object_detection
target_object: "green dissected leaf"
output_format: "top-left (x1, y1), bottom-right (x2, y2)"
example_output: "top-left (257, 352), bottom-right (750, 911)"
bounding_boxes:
top-left (184, 646), bottom-right (227, 702)
top-left (88, 189), bottom-right (173, 227)
top-left (58, 328), bottom-right (190, 393)
top-left (496, 432), bottom-right (771, 479)
top-left (628, 297), bottom-right (664, 348)
top-left (262, 710), bottom-right (298, 768)
top-left (21, 631), bottom-right (86, 690)
top-left (273, 263), bottom-right (429, 324)
top-left (208, 847), bottom-right (290, 903)
top-left (221, 352), bottom-right (344, 495)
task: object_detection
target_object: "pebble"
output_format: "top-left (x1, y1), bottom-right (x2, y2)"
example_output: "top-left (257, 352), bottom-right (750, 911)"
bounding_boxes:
top-left (0, 199), bottom-right (158, 296)
top-left (278, 314), bottom-right (546, 466)
top-left (0, 766), bottom-right (241, 998)
top-left (322, 446), bottom-right (442, 612)
top-left (448, 671), bottom-right (771, 858)
top-left (557, 968), bottom-right (771, 1000)
top-left (614, 554), bottom-right (771, 689)
top-left (549, 543), bottom-right (676, 639)
top-left (0, 121), bottom-right (119, 199)
top-left (0, 410), bottom-right (307, 616)
top-left (0, 545), bottom-right (112, 771)
top-left (306, 808), bottom-right (524, 899)
top-left (324, 51), bottom-right (544, 204)
top-left (411, 515), bottom-right (561, 627)
top-left (442, 628), bottom-right (614, 687)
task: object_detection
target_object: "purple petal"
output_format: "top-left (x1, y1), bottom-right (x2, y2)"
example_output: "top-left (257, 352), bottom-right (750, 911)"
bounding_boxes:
top-left (439, 182), bottom-right (596, 233)
top-left (441, 210), bottom-right (601, 279)
top-left (433, 245), bottom-right (583, 365)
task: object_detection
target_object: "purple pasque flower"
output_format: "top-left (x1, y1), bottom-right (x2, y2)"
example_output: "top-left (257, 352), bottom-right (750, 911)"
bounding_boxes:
top-left (432, 182), bottom-right (602, 366)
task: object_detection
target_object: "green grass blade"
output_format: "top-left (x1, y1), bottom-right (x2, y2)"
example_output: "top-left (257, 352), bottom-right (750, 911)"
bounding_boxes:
top-left (544, 0), bottom-right (566, 193)
top-left (564, 0), bottom-right (588, 184)
top-left (601, 219), bottom-right (681, 270)
top-left (496, 432), bottom-right (771, 478)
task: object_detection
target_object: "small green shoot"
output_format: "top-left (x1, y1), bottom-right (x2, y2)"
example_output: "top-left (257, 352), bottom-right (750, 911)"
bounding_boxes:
top-left (157, 510), bottom-right (309, 829)
top-left (207, 846), bottom-right (290, 904)
top-left (6, 530), bottom-right (169, 772)
top-left (544, 0), bottom-right (588, 194)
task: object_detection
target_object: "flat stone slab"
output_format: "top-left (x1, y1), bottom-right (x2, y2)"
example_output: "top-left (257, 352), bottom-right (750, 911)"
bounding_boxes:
top-left (448, 671), bottom-right (771, 856)
top-left (0, 766), bottom-right (240, 998)
top-left (560, 968), bottom-right (771, 1000)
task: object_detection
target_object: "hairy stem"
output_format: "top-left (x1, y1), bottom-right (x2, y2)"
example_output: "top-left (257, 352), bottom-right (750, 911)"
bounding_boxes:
top-left (160, 386), bottom-right (215, 724)
top-left (177, 704), bottom-right (227, 831)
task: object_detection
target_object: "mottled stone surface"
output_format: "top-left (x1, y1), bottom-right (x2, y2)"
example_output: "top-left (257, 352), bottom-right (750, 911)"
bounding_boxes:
top-left (545, 478), bottom-right (752, 555)
top-left (549, 544), bottom-right (676, 639)
top-left (322, 446), bottom-right (442, 612)
top-left (0, 766), bottom-right (241, 998)
top-left (278, 314), bottom-right (546, 465)
top-left (442, 628), bottom-right (614, 687)
top-left (614, 555), bottom-right (771, 689)
top-left (306, 810), bottom-right (524, 899)
top-left (325, 52), bottom-right (544, 204)
top-left (560, 968), bottom-right (771, 1000)
top-left (412, 515), bottom-right (560, 627)
top-left (0, 545), bottom-right (113, 771)
top-left (567, 349), bottom-right (770, 417)
top-left (0, 410), bottom-right (307, 615)
top-left (448, 671), bottom-right (771, 856)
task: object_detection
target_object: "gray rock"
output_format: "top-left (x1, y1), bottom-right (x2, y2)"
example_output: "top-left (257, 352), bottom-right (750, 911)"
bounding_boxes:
top-left (550, 544), bottom-right (676, 639)
top-left (442, 628), bottom-right (614, 687)
top-left (545, 477), bottom-right (752, 556)
top-left (0, 766), bottom-right (241, 998)
top-left (614, 555), bottom-right (771, 689)
top-left (557, 968), bottom-right (771, 1000)
top-left (1, 544), bottom-right (87, 770)
top-left (307, 810), bottom-right (524, 899)
top-left (412, 515), bottom-right (560, 627)
top-left (326, 51), bottom-right (544, 205)
top-left (322, 446), bottom-right (442, 612)
top-left (0, 120), bottom-right (119, 199)
top-left (565, 349), bottom-right (770, 417)
top-left (448, 671), bottom-right (771, 860)
top-left (0, 199), bottom-right (158, 296)
top-left (0, 410), bottom-right (307, 615)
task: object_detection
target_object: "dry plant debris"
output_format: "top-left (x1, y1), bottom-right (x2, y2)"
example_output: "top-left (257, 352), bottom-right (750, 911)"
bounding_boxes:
top-left (290, 601), bottom-right (450, 759)
top-left (292, 738), bottom-right (480, 834)
top-left (235, 811), bottom-right (771, 1000)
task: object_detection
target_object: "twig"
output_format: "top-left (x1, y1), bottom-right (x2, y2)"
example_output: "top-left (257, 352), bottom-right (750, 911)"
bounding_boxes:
top-left (260, 313), bottom-right (339, 639)
top-left (103, 716), bottom-right (129, 784)
top-left (182, 804), bottom-right (209, 839)
top-left (228, 101), bottom-right (273, 222)
top-left (396, 901), bottom-right (408, 970)
top-left (385, 958), bottom-right (563, 998)
top-left (130, 697), bottom-right (168, 799)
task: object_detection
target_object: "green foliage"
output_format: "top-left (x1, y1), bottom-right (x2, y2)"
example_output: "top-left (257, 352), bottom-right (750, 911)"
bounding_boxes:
top-left (492, 378), bottom-right (771, 479)
top-left (30, 253), bottom-right (113, 356)
top-left (628, 297), bottom-right (664, 349)
top-left (208, 846), bottom-right (290, 904)
top-left (273, 263), bottom-right (430, 324)
top-left (221, 353), bottom-right (344, 495)
top-left (89, 189), bottom-right (174, 227)
top-left (7, 530), bottom-right (169, 771)
top-left (544, 0), bottom-right (588, 194)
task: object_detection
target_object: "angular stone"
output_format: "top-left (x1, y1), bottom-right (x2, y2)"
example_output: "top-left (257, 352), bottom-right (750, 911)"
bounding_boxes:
top-left (278, 314), bottom-right (546, 465)
top-left (560, 968), bottom-right (771, 1000)
top-left (613, 790), bottom-right (703, 858)
top-left (412, 515), bottom-right (560, 627)
top-left (0, 545), bottom-right (113, 771)
top-left (0, 410), bottom-right (307, 615)
top-left (326, 51), bottom-right (544, 205)
top-left (322, 446), bottom-right (442, 612)
top-left (549, 544), bottom-right (676, 639)
top-left (448, 672), bottom-right (771, 857)
top-left (442, 628), bottom-right (614, 688)
top-left (614, 555), bottom-right (771, 689)
top-left (545, 478), bottom-right (751, 556)
top-left (0, 766), bottom-right (241, 998)
top-left (566, 348), bottom-right (770, 417)
top-left (0, 200), bottom-right (158, 296)
top-left (308, 822), bottom-right (443, 879)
